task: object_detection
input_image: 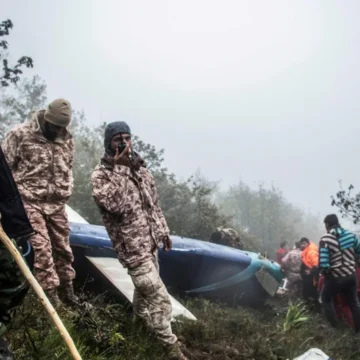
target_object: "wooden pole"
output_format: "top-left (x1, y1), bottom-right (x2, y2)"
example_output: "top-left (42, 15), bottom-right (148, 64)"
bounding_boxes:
top-left (0, 226), bottom-right (82, 360)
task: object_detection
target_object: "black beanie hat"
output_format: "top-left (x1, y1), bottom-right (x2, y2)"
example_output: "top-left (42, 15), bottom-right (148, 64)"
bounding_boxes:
top-left (104, 121), bottom-right (131, 155)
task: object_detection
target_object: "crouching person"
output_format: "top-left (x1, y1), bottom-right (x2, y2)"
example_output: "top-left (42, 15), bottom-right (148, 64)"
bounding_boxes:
top-left (91, 121), bottom-right (188, 360)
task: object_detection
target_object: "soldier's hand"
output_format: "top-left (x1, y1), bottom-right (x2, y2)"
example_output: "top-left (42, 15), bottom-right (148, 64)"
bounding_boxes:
top-left (162, 235), bottom-right (172, 252)
top-left (114, 143), bottom-right (130, 165)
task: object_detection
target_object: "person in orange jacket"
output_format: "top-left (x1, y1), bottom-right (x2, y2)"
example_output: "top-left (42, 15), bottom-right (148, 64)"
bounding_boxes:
top-left (299, 237), bottom-right (320, 311)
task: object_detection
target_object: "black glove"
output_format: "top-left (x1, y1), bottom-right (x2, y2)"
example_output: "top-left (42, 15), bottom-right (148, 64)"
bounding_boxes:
top-left (161, 235), bottom-right (172, 252)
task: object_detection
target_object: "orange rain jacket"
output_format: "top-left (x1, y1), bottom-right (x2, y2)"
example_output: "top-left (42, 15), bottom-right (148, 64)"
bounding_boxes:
top-left (301, 242), bottom-right (319, 269)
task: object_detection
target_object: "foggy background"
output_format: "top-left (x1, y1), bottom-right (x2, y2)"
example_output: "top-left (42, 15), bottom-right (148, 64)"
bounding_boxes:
top-left (2, 0), bottom-right (360, 220)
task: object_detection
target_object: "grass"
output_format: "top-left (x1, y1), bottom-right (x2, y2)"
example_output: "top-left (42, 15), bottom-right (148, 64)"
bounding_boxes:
top-left (5, 290), bottom-right (360, 360)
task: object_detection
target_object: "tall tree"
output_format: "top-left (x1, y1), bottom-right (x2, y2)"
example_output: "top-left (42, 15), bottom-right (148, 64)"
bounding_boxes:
top-left (0, 75), bottom-right (47, 140)
top-left (217, 182), bottom-right (322, 258)
top-left (0, 19), bottom-right (33, 87)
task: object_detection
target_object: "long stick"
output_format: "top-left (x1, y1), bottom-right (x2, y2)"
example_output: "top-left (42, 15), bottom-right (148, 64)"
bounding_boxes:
top-left (0, 226), bottom-right (82, 360)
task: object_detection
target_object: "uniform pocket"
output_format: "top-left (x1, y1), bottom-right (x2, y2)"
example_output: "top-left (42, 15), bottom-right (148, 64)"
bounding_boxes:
top-left (129, 261), bottom-right (162, 296)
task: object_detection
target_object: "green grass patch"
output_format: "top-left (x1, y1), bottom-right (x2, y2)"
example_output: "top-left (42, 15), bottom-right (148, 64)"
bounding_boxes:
top-left (5, 291), bottom-right (360, 360)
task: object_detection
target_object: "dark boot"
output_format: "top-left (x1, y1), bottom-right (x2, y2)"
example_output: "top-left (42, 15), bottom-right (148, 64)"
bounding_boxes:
top-left (164, 341), bottom-right (189, 360)
top-left (45, 288), bottom-right (62, 308)
top-left (58, 283), bottom-right (93, 310)
top-left (58, 282), bottom-right (80, 307)
top-left (0, 338), bottom-right (14, 360)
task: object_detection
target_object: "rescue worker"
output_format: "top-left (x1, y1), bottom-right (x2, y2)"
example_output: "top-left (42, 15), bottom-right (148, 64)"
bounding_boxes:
top-left (276, 241), bottom-right (288, 264)
top-left (281, 242), bottom-right (302, 297)
top-left (91, 121), bottom-right (188, 360)
top-left (0, 146), bottom-right (34, 360)
top-left (209, 227), bottom-right (244, 249)
top-left (319, 214), bottom-right (360, 332)
top-left (299, 237), bottom-right (320, 311)
top-left (1, 99), bottom-right (79, 307)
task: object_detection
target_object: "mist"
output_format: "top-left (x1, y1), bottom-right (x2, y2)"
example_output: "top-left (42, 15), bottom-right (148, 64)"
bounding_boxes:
top-left (2, 0), bottom-right (360, 223)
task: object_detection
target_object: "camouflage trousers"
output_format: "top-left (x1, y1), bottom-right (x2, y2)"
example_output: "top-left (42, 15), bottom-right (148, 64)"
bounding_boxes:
top-left (25, 205), bottom-right (75, 290)
top-left (0, 241), bottom-right (29, 336)
top-left (128, 254), bottom-right (177, 346)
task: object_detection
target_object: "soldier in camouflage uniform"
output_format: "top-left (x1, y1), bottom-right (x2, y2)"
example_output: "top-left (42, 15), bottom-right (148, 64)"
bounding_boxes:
top-left (1, 99), bottom-right (79, 307)
top-left (209, 227), bottom-right (244, 250)
top-left (281, 242), bottom-right (303, 297)
top-left (0, 146), bottom-right (34, 360)
top-left (91, 122), bottom-right (188, 360)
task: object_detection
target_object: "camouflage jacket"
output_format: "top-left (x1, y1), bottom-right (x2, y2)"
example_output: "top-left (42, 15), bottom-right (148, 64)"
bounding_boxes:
top-left (221, 228), bottom-right (240, 247)
top-left (91, 156), bottom-right (169, 268)
top-left (281, 248), bottom-right (302, 280)
top-left (1, 110), bottom-right (74, 215)
top-left (210, 227), bottom-right (244, 249)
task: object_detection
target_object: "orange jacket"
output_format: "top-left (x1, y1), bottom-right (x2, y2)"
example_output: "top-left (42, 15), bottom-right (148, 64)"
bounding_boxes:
top-left (301, 242), bottom-right (319, 269)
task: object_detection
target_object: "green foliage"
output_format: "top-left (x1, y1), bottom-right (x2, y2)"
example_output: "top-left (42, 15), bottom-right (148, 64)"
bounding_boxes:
top-left (68, 113), bottom-right (106, 224)
top-left (283, 301), bottom-right (309, 332)
top-left (331, 183), bottom-right (360, 224)
top-left (155, 172), bottom-right (230, 240)
top-left (0, 75), bottom-right (47, 140)
top-left (8, 291), bottom-right (360, 360)
top-left (8, 292), bottom-right (165, 360)
top-left (0, 19), bottom-right (33, 87)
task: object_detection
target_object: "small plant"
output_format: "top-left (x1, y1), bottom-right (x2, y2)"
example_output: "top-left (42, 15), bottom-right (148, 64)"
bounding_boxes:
top-left (283, 301), bottom-right (309, 332)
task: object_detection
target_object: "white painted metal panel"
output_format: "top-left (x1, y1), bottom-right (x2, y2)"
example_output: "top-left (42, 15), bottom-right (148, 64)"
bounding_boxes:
top-left (65, 205), bottom-right (89, 224)
top-left (86, 256), bottom-right (197, 321)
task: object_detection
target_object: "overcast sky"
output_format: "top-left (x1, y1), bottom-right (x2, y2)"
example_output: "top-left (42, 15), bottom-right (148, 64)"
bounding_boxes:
top-left (2, 0), bottom-right (360, 219)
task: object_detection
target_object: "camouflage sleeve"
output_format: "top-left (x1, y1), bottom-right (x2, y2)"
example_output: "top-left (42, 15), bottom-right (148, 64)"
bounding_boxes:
top-left (148, 171), bottom-right (170, 235)
top-left (281, 252), bottom-right (290, 269)
top-left (1, 130), bottom-right (20, 170)
top-left (68, 139), bottom-right (74, 194)
top-left (91, 165), bottom-right (131, 215)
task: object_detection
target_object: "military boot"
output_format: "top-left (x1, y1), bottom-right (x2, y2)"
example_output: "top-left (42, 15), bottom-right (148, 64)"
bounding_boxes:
top-left (45, 288), bottom-right (62, 308)
top-left (58, 282), bottom-right (80, 307)
top-left (58, 283), bottom-right (93, 310)
top-left (0, 338), bottom-right (14, 360)
top-left (164, 341), bottom-right (189, 360)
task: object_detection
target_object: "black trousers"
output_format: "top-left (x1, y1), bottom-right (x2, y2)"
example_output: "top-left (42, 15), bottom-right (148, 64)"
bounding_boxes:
top-left (321, 272), bottom-right (360, 332)
top-left (0, 147), bottom-right (34, 241)
top-left (302, 273), bottom-right (321, 313)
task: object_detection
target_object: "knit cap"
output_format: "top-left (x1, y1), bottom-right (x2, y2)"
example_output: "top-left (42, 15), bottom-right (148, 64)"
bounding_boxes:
top-left (44, 98), bottom-right (72, 127)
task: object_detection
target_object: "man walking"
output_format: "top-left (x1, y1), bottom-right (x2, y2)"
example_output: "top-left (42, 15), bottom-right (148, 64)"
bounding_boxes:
top-left (319, 214), bottom-right (360, 331)
top-left (91, 121), bottom-right (188, 360)
top-left (1, 99), bottom-right (79, 307)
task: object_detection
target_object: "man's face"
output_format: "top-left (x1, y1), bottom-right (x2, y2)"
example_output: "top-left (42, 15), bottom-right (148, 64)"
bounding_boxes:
top-left (299, 242), bottom-right (308, 251)
top-left (42, 121), bottom-right (66, 141)
top-left (111, 133), bottom-right (132, 154)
